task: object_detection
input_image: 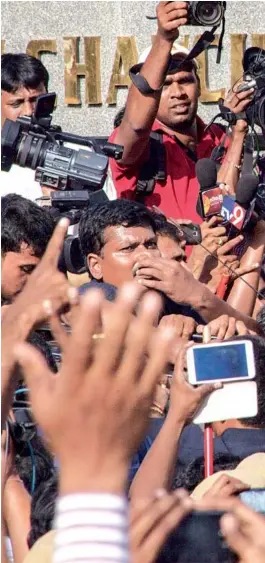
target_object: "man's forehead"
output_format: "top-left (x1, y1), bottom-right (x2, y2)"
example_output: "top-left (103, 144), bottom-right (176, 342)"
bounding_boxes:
top-left (13, 243), bottom-right (39, 262)
top-left (104, 224), bottom-right (155, 244)
top-left (2, 84), bottom-right (45, 100)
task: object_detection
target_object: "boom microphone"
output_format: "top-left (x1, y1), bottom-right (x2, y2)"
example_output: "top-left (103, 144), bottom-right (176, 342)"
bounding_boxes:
top-left (196, 159), bottom-right (223, 218)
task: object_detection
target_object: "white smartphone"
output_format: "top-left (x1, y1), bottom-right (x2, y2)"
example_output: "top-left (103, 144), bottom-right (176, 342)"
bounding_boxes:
top-left (187, 340), bottom-right (256, 385)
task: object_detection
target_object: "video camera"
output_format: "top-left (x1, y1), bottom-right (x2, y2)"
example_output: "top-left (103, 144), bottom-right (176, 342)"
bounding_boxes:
top-left (238, 47), bottom-right (265, 132)
top-left (1, 91), bottom-right (123, 197)
top-left (215, 47), bottom-right (265, 132)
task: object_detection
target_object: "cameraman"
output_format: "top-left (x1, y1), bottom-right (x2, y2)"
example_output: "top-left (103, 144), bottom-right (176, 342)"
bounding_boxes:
top-left (108, 1), bottom-right (255, 223)
top-left (1, 53), bottom-right (49, 200)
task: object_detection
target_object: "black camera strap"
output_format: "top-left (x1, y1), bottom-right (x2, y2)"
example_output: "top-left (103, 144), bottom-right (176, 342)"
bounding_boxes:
top-left (129, 19), bottom-right (226, 96)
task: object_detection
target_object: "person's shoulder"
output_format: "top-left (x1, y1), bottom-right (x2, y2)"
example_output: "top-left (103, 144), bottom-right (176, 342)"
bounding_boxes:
top-left (214, 427), bottom-right (265, 457)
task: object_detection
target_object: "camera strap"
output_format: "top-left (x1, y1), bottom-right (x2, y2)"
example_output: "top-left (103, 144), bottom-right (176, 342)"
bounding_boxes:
top-left (129, 16), bottom-right (226, 96)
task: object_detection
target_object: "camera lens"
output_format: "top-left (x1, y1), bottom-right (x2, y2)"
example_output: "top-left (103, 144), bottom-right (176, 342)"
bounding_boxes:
top-left (194, 1), bottom-right (222, 26)
top-left (17, 133), bottom-right (49, 169)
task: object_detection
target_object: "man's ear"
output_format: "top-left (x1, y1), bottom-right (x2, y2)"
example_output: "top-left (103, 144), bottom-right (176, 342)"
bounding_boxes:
top-left (87, 253), bottom-right (103, 280)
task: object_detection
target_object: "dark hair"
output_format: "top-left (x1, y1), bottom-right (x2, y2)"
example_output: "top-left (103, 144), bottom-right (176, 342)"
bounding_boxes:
top-left (257, 305), bottom-right (265, 336)
top-left (152, 212), bottom-right (181, 243)
top-left (79, 199), bottom-right (156, 258)
top-left (28, 474), bottom-right (58, 548)
top-left (1, 53), bottom-right (49, 93)
top-left (172, 453), bottom-right (241, 493)
top-left (231, 334), bottom-right (265, 429)
top-left (1, 194), bottom-right (55, 258)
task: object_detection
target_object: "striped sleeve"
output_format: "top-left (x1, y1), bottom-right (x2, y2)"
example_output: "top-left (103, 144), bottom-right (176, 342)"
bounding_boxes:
top-left (53, 493), bottom-right (129, 563)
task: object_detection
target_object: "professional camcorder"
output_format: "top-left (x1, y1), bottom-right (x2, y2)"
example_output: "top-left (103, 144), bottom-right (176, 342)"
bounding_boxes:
top-left (187, 1), bottom-right (226, 27)
top-left (1, 92), bottom-right (123, 192)
top-left (238, 47), bottom-right (265, 132)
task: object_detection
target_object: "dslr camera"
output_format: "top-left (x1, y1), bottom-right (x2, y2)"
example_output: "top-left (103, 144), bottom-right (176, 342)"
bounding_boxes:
top-left (187, 1), bottom-right (226, 27)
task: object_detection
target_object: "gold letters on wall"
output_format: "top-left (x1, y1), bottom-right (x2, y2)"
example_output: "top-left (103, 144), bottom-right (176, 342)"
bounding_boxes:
top-left (63, 37), bottom-right (102, 105)
top-left (2, 34), bottom-right (264, 106)
top-left (26, 39), bottom-right (57, 59)
top-left (106, 37), bottom-right (138, 104)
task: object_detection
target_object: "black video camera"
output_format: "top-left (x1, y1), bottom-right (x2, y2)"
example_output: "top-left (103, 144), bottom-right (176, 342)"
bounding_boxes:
top-left (187, 1), bottom-right (225, 27)
top-left (1, 92), bottom-right (123, 191)
top-left (237, 47), bottom-right (265, 132)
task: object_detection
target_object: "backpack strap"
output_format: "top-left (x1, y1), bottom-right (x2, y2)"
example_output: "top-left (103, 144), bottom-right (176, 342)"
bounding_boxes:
top-left (134, 132), bottom-right (166, 203)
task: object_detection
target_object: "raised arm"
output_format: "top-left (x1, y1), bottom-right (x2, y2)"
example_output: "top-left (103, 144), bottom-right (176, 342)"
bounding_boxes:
top-left (115, 2), bottom-right (188, 165)
top-left (226, 221), bottom-right (265, 316)
top-left (130, 347), bottom-right (219, 500)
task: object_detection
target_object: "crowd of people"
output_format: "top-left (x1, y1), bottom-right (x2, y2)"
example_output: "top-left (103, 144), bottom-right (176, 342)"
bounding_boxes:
top-left (1, 2), bottom-right (265, 563)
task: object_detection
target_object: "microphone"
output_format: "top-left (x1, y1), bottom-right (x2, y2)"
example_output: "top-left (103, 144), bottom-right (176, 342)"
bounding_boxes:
top-left (220, 175), bottom-right (259, 230)
top-left (196, 159), bottom-right (224, 219)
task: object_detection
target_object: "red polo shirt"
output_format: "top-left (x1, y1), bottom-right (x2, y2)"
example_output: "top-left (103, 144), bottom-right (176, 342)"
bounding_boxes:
top-left (108, 117), bottom-right (227, 224)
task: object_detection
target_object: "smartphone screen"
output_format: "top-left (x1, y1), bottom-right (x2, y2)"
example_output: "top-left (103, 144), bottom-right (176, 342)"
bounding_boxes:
top-left (190, 341), bottom-right (254, 384)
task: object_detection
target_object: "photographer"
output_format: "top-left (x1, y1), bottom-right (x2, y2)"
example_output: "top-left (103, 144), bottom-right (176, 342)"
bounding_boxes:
top-left (108, 1), bottom-right (254, 223)
top-left (1, 53), bottom-right (49, 201)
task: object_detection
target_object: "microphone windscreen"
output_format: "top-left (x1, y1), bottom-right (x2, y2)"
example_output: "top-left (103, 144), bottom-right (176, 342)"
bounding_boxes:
top-left (236, 174), bottom-right (259, 207)
top-left (195, 158), bottom-right (218, 190)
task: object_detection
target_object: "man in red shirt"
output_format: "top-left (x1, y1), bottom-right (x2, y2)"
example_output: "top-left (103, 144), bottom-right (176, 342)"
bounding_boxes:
top-left (108, 1), bottom-right (254, 223)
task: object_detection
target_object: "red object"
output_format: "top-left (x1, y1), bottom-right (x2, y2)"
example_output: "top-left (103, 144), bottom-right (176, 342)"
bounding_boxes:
top-left (204, 424), bottom-right (214, 478)
top-left (216, 273), bottom-right (231, 299)
top-left (108, 117), bottom-right (228, 226)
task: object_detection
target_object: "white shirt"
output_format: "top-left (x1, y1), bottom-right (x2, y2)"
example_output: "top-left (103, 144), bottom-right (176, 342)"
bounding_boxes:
top-left (1, 165), bottom-right (42, 201)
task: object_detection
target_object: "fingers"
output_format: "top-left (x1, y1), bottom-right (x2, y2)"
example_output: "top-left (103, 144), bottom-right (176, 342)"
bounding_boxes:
top-left (234, 262), bottom-right (260, 279)
top-left (197, 382), bottom-right (222, 401)
top-left (65, 289), bottom-right (104, 375)
top-left (204, 474), bottom-right (249, 499)
top-left (235, 320), bottom-right (249, 335)
top-left (14, 342), bottom-right (53, 400)
top-left (136, 491), bottom-right (192, 563)
top-left (95, 283), bottom-right (154, 375)
top-left (118, 291), bottom-right (164, 382)
top-left (140, 322), bottom-right (177, 396)
top-left (41, 218), bottom-right (69, 268)
top-left (49, 313), bottom-right (69, 352)
top-left (131, 489), bottom-right (192, 558)
top-left (134, 267), bottom-right (162, 281)
top-left (137, 278), bottom-right (163, 292)
top-left (174, 345), bottom-right (188, 383)
top-left (217, 235), bottom-right (244, 255)
top-left (220, 513), bottom-right (249, 555)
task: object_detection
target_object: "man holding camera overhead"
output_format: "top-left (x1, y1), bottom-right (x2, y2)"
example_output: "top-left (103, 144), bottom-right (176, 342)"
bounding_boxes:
top-left (108, 1), bottom-right (255, 223)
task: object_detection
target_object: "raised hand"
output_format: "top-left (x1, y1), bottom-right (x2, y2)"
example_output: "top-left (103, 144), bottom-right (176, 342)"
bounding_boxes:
top-left (1, 218), bottom-right (78, 424)
top-left (14, 284), bottom-right (176, 495)
top-left (169, 346), bottom-right (221, 423)
top-left (157, 2), bottom-right (188, 43)
top-left (130, 489), bottom-right (192, 563)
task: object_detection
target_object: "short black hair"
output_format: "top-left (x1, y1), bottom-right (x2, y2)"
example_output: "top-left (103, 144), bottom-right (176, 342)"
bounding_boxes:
top-left (1, 53), bottom-right (49, 93)
top-left (173, 453), bottom-right (240, 493)
top-left (152, 212), bottom-right (181, 243)
top-left (28, 474), bottom-right (58, 548)
top-left (1, 194), bottom-right (55, 258)
top-left (231, 334), bottom-right (265, 429)
top-left (79, 199), bottom-right (156, 258)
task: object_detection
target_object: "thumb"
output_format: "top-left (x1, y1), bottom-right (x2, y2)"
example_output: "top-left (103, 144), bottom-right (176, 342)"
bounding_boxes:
top-left (220, 513), bottom-right (249, 555)
top-left (198, 382), bottom-right (222, 401)
top-left (14, 343), bottom-right (52, 397)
